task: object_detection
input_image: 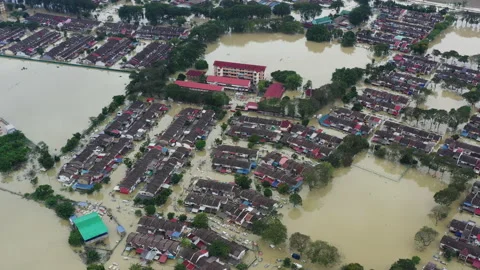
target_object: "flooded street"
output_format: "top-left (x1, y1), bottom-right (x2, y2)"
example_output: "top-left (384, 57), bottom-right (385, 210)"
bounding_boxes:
top-left (0, 59), bottom-right (129, 150)
top-left (204, 33), bottom-right (373, 87)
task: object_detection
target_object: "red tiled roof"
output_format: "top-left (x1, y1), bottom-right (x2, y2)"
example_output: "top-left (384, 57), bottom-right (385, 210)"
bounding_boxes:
top-left (213, 60), bottom-right (266, 72)
top-left (175, 80), bottom-right (223, 92)
top-left (207, 76), bottom-right (251, 87)
top-left (186, 69), bottom-right (205, 77)
top-left (264, 83), bottom-right (285, 99)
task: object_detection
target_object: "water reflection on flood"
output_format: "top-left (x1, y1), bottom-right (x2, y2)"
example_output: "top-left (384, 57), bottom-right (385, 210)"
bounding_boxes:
top-left (204, 33), bottom-right (373, 87)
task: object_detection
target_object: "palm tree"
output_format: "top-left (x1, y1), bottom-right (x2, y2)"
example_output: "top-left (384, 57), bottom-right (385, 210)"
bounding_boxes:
top-left (329, 0), bottom-right (344, 14)
top-left (432, 49), bottom-right (441, 61)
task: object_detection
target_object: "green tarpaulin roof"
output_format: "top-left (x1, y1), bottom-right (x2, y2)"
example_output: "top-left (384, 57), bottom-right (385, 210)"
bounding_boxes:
top-left (312, 17), bottom-right (332, 25)
top-left (73, 212), bottom-right (108, 241)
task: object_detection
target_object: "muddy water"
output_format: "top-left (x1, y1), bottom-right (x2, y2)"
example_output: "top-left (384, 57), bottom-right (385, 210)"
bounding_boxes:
top-left (204, 33), bottom-right (373, 87)
top-left (0, 192), bottom-right (84, 270)
top-left (0, 58), bottom-right (129, 150)
top-left (430, 24), bottom-right (480, 55)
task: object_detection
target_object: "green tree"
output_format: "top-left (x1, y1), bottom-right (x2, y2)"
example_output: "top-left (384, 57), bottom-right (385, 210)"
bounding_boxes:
top-left (236, 263), bottom-right (248, 270)
top-left (462, 90), bottom-right (480, 106)
top-left (0, 131), bottom-right (30, 172)
top-left (289, 193), bottom-right (302, 206)
top-left (263, 188), bottom-right (273, 197)
top-left (144, 205), bottom-right (156, 215)
top-left (305, 240), bottom-right (340, 267)
top-left (174, 264), bottom-right (187, 270)
top-left (330, 0), bottom-right (344, 13)
top-left (273, 3), bottom-right (291, 17)
top-left (87, 265), bottom-right (105, 270)
top-left (433, 187), bottom-right (459, 206)
top-left (179, 214), bottom-right (187, 222)
top-left (55, 201), bottom-right (75, 219)
top-left (278, 183), bottom-right (290, 194)
top-left (390, 258), bottom-right (416, 270)
top-left (177, 73), bottom-right (186, 81)
top-left (167, 212), bottom-right (175, 220)
top-left (175, 16), bottom-right (187, 27)
top-left (208, 240), bottom-right (231, 259)
top-left (348, 4), bottom-right (371, 25)
top-left (283, 258), bottom-right (292, 267)
top-left (134, 209), bottom-right (142, 217)
top-left (221, 123), bottom-right (228, 132)
top-left (86, 249), bottom-right (101, 264)
top-left (342, 263), bottom-right (364, 270)
top-left (411, 39), bottom-right (429, 54)
top-left (192, 213), bottom-right (209, 228)
top-left (289, 232), bottom-right (311, 254)
top-left (68, 230), bottom-right (84, 246)
top-left (306, 25), bottom-right (332, 42)
top-left (341, 31), bottom-right (356, 47)
top-left (373, 43), bottom-right (389, 57)
top-left (261, 217), bottom-right (287, 245)
top-left (292, 3), bottom-right (322, 21)
top-left (195, 140), bottom-right (206, 150)
top-left (429, 205), bottom-right (449, 225)
top-left (194, 59), bottom-right (209, 70)
top-left (414, 226), bottom-right (438, 250)
top-left (235, 174), bottom-right (252, 189)
top-left (304, 162), bottom-right (334, 189)
top-left (285, 74), bottom-right (303, 90)
top-left (31, 184), bottom-right (54, 200)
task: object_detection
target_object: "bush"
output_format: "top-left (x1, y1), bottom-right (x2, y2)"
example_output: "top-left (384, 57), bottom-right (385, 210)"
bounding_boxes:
top-left (194, 59), bottom-right (209, 70)
top-left (264, 188), bottom-right (273, 197)
top-left (55, 201), bottom-right (75, 219)
top-left (85, 249), bottom-right (101, 264)
top-left (144, 205), bottom-right (156, 216)
top-left (135, 209), bottom-right (142, 217)
top-left (68, 230), bottom-right (84, 246)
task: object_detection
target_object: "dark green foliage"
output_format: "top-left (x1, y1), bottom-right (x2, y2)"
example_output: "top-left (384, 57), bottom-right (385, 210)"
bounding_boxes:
top-left (341, 31), bottom-right (356, 47)
top-left (283, 258), bottom-right (292, 267)
top-left (195, 140), bottom-right (206, 150)
top-left (144, 205), bottom-right (156, 215)
top-left (0, 131), bottom-right (30, 172)
top-left (61, 132), bottom-right (82, 153)
top-left (305, 240), bottom-right (340, 266)
top-left (332, 68), bottom-right (365, 86)
top-left (167, 212), bottom-right (175, 220)
top-left (144, 3), bottom-right (191, 25)
top-left (263, 188), bottom-right (273, 197)
top-left (434, 187), bottom-right (460, 206)
top-left (462, 90), bottom-right (480, 106)
top-left (171, 174), bottom-right (183, 185)
top-left (31, 185), bottom-right (54, 201)
top-left (349, 4), bottom-right (372, 25)
top-left (292, 2), bottom-right (322, 21)
top-left (260, 217), bottom-right (288, 245)
top-left (236, 263), bottom-right (248, 270)
top-left (24, 0), bottom-right (96, 15)
top-left (192, 213), bottom-right (209, 228)
top-left (86, 249), bottom-right (101, 264)
top-left (410, 39), bottom-right (429, 54)
top-left (208, 240), bottom-right (231, 259)
top-left (278, 183), bottom-right (289, 194)
top-left (306, 25), bottom-right (332, 42)
top-left (118, 5), bottom-right (143, 22)
top-left (175, 264), bottom-right (187, 270)
top-left (373, 43), bottom-right (389, 57)
top-left (342, 263), bottom-right (364, 270)
top-left (55, 201), bottom-right (75, 219)
top-left (87, 264), bottom-right (105, 270)
top-left (289, 193), bottom-right (302, 206)
top-left (273, 3), bottom-right (291, 17)
top-left (389, 258), bottom-right (416, 270)
top-left (69, 229), bottom-right (84, 246)
top-left (177, 73), bottom-right (186, 81)
top-left (235, 174), bottom-right (252, 189)
top-left (179, 214), bottom-right (187, 222)
top-left (194, 59), bottom-right (209, 70)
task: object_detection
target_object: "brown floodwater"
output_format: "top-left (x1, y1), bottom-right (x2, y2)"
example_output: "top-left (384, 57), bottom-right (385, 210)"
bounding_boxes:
top-left (0, 58), bottom-right (129, 150)
top-left (204, 33), bottom-right (373, 87)
top-left (430, 24), bottom-right (480, 55)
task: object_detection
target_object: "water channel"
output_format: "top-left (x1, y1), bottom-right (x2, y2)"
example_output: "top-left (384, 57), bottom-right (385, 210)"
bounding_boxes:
top-left (1, 25), bottom-right (480, 269)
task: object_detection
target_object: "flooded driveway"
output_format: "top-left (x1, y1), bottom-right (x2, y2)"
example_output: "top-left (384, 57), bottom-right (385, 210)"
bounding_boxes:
top-left (0, 58), bottom-right (129, 150)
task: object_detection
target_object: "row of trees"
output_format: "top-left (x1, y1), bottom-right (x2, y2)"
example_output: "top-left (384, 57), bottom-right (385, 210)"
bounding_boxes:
top-left (25, 0), bottom-right (96, 16)
top-left (306, 24), bottom-right (343, 43)
top-left (348, 2), bottom-right (372, 26)
top-left (118, 5), bottom-right (143, 23)
top-left (403, 106), bottom-right (471, 131)
top-left (27, 184), bottom-right (75, 219)
top-left (144, 3), bottom-right (191, 25)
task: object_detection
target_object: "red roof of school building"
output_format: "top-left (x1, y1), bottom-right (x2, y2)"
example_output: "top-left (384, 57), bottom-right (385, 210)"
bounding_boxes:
top-left (175, 80), bottom-right (223, 92)
top-left (186, 69), bottom-right (205, 77)
top-left (206, 75), bottom-right (251, 87)
top-left (264, 83), bottom-right (285, 99)
top-left (213, 60), bottom-right (266, 72)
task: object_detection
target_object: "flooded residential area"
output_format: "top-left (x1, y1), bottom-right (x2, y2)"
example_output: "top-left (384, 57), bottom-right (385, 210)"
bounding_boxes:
top-left (2, 0), bottom-right (480, 270)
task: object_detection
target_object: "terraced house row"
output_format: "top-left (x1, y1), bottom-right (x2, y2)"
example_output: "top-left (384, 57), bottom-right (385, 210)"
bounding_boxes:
top-left (58, 101), bottom-right (168, 190)
top-left (42, 34), bottom-right (95, 61)
top-left (83, 37), bottom-right (132, 66)
top-left (4, 29), bottom-right (61, 56)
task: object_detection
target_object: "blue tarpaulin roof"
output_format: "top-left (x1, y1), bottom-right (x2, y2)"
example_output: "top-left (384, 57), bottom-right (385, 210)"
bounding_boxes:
top-left (117, 225), bottom-right (125, 233)
top-left (73, 183), bottom-right (94, 190)
top-left (171, 231), bottom-right (181, 238)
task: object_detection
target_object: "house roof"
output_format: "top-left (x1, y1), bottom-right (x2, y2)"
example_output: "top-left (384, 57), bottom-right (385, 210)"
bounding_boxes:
top-left (213, 60), bottom-right (266, 72)
top-left (74, 212), bottom-right (108, 241)
top-left (186, 70), bottom-right (206, 77)
top-left (264, 83), bottom-right (285, 99)
top-left (207, 76), bottom-right (251, 87)
top-left (175, 80), bottom-right (223, 92)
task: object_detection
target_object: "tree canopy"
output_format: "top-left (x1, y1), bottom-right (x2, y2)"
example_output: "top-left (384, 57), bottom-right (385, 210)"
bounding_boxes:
top-left (289, 193), bottom-right (303, 206)
top-left (289, 232), bottom-right (311, 254)
top-left (390, 258), bottom-right (417, 270)
top-left (118, 5), bottom-right (143, 22)
top-left (306, 25), bottom-right (332, 43)
top-left (208, 240), bottom-right (231, 259)
top-left (341, 31), bottom-right (356, 47)
top-left (349, 4), bottom-right (372, 25)
top-left (414, 226), bottom-right (438, 250)
top-left (0, 131), bottom-right (30, 172)
top-left (192, 213), bottom-right (209, 228)
top-left (55, 201), bottom-right (75, 219)
top-left (257, 217), bottom-right (288, 245)
top-left (273, 2), bottom-right (291, 17)
top-left (25, 0), bottom-right (96, 15)
top-left (293, 3), bottom-right (322, 21)
top-left (234, 174), bottom-right (252, 189)
top-left (306, 240), bottom-right (341, 267)
top-left (342, 263), bottom-right (364, 270)
top-left (303, 162), bottom-right (334, 189)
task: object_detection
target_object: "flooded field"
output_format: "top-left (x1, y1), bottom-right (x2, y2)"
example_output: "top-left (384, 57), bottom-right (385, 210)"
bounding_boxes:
top-left (430, 24), bottom-right (480, 55)
top-left (0, 58), bottom-right (129, 150)
top-left (204, 33), bottom-right (373, 87)
top-left (0, 192), bottom-right (85, 270)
